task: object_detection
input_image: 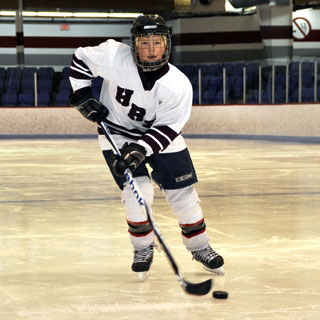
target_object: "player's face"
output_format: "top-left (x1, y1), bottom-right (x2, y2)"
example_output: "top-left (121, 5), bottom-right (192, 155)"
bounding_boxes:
top-left (136, 35), bottom-right (166, 63)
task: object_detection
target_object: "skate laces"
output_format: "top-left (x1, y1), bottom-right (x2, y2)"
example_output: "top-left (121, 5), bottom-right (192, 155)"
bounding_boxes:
top-left (133, 245), bottom-right (154, 263)
top-left (192, 245), bottom-right (219, 263)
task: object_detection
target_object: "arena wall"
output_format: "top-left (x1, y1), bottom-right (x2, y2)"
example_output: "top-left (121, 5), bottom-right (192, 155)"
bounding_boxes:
top-left (1, 8), bottom-right (320, 66)
top-left (1, 104), bottom-right (319, 140)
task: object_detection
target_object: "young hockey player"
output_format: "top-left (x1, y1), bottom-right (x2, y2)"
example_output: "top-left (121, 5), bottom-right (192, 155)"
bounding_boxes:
top-left (69, 14), bottom-right (224, 280)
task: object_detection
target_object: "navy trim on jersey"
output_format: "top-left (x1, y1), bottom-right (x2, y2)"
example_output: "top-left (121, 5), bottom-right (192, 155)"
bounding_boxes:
top-left (156, 125), bottom-right (179, 140)
top-left (137, 64), bottom-right (170, 91)
top-left (98, 120), bottom-right (179, 154)
top-left (98, 120), bottom-right (145, 140)
top-left (139, 134), bottom-right (161, 153)
top-left (70, 53), bottom-right (93, 80)
top-left (140, 126), bottom-right (178, 153)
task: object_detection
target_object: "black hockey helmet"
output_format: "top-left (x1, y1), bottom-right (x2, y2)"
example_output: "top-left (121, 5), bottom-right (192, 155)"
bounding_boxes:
top-left (130, 14), bottom-right (171, 71)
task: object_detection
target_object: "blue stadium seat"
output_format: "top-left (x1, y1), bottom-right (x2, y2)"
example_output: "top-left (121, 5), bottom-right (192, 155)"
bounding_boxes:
top-left (289, 74), bottom-right (298, 91)
top-left (206, 64), bottom-right (222, 76)
top-left (246, 63), bottom-right (259, 73)
top-left (0, 79), bottom-right (4, 93)
top-left (62, 67), bottom-right (71, 79)
top-left (2, 93), bottom-right (17, 106)
top-left (202, 90), bottom-right (216, 104)
top-left (4, 79), bottom-right (20, 92)
top-left (0, 67), bottom-right (5, 80)
top-left (214, 90), bottom-right (223, 104)
top-left (18, 93), bottom-right (34, 106)
top-left (38, 67), bottom-right (54, 79)
top-left (201, 75), bottom-right (212, 90)
top-left (193, 89), bottom-right (199, 105)
top-left (58, 78), bottom-right (72, 94)
top-left (247, 89), bottom-right (259, 104)
top-left (246, 75), bottom-right (258, 90)
top-left (208, 76), bottom-right (223, 91)
top-left (302, 61), bottom-right (315, 74)
top-left (222, 63), bottom-right (234, 75)
top-left (180, 65), bottom-right (195, 77)
top-left (261, 90), bottom-right (271, 103)
top-left (289, 62), bottom-right (299, 74)
top-left (6, 67), bottom-right (22, 80)
top-left (195, 64), bottom-right (208, 75)
top-left (55, 91), bottom-right (69, 106)
top-left (38, 78), bottom-right (53, 92)
top-left (275, 73), bottom-right (286, 84)
top-left (22, 67), bottom-right (37, 79)
top-left (188, 76), bottom-right (198, 91)
top-left (58, 78), bottom-right (72, 93)
top-left (302, 74), bottom-right (314, 88)
top-left (246, 65), bottom-right (259, 90)
top-left (226, 75), bottom-right (237, 96)
top-left (302, 88), bottom-right (314, 102)
top-left (289, 89), bottom-right (298, 103)
top-left (21, 79), bottom-right (35, 93)
top-left (37, 92), bottom-right (50, 106)
top-left (261, 76), bottom-right (271, 95)
top-left (233, 76), bottom-right (244, 99)
top-left (274, 88), bottom-right (286, 103)
top-left (233, 63), bottom-right (245, 76)
top-left (5, 88), bottom-right (19, 95)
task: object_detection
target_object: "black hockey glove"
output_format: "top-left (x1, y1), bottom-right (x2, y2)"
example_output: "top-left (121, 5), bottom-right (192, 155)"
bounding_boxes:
top-left (112, 143), bottom-right (146, 177)
top-left (69, 86), bottom-right (108, 123)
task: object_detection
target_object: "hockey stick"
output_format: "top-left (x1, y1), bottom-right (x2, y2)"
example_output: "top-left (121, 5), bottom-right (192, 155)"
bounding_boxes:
top-left (99, 120), bottom-right (212, 296)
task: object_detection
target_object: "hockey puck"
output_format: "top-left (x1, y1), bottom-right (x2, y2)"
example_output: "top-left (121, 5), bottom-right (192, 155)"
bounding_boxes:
top-left (212, 290), bottom-right (228, 299)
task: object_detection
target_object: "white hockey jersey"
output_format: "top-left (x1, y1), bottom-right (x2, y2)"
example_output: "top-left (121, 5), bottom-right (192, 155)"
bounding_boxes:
top-left (69, 39), bottom-right (193, 156)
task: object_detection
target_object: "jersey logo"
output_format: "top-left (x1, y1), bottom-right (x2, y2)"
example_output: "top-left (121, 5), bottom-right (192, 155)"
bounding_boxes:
top-left (128, 103), bottom-right (146, 121)
top-left (116, 86), bottom-right (134, 106)
top-left (115, 85), bottom-right (153, 127)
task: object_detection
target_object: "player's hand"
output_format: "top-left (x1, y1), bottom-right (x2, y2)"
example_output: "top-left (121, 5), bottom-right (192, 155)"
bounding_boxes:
top-left (69, 86), bottom-right (109, 122)
top-left (112, 143), bottom-right (146, 177)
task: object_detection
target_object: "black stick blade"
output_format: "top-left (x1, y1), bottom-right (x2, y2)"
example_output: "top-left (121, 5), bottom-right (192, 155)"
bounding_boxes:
top-left (183, 278), bottom-right (213, 296)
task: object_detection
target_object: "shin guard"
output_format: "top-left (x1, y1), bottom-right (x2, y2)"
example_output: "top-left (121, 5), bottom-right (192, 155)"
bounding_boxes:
top-left (165, 185), bottom-right (209, 251)
top-left (121, 176), bottom-right (155, 250)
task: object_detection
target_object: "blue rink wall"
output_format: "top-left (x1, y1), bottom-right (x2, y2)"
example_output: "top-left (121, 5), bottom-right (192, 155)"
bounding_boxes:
top-left (0, 104), bottom-right (320, 142)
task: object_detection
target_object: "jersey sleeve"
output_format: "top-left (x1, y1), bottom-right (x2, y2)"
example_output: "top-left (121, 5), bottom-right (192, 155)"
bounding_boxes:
top-left (138, 75), bottom-right (193, 156)
top-left (69, 39), bottom-right (120, 92)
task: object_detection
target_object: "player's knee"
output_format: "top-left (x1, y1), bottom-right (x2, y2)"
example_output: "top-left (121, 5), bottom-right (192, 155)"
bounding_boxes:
top-left (165, 185), bottom-right (201, 217)
top-left (121, 176), bottom-right (154, 220)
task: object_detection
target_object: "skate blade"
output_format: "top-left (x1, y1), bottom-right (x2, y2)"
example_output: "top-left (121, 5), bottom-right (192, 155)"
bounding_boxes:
top-left (203, 266), bottom-right (225, 275)
top-left (138, 271), bottom-right (149, 282)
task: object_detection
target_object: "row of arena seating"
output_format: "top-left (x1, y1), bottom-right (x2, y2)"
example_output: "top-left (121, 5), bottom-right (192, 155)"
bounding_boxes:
top-left (191, 73), bottom-right (320, 104)
top-left (177, 61), bottom-right (318, 77)
top-left (177, 62), bottom-right (320, 104)
top-left (0, 67), bottom-right (102, 106)
top-left (0, 66), bottom-right (54, 80)
top-left (0, 66), bottom-right (61, 106)
top-left (0, 62), bottom-right (320, 106)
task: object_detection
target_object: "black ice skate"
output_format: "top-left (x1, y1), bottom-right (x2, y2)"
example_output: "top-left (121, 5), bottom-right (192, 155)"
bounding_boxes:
top-left (192, 244), bottom-right (225, 275)
top-left (132, 244), bottom-right (154, 282)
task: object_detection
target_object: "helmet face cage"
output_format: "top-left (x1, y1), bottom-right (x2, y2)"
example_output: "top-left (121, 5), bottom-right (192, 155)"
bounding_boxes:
top-left (131, 15), bottom-right (171, 72)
